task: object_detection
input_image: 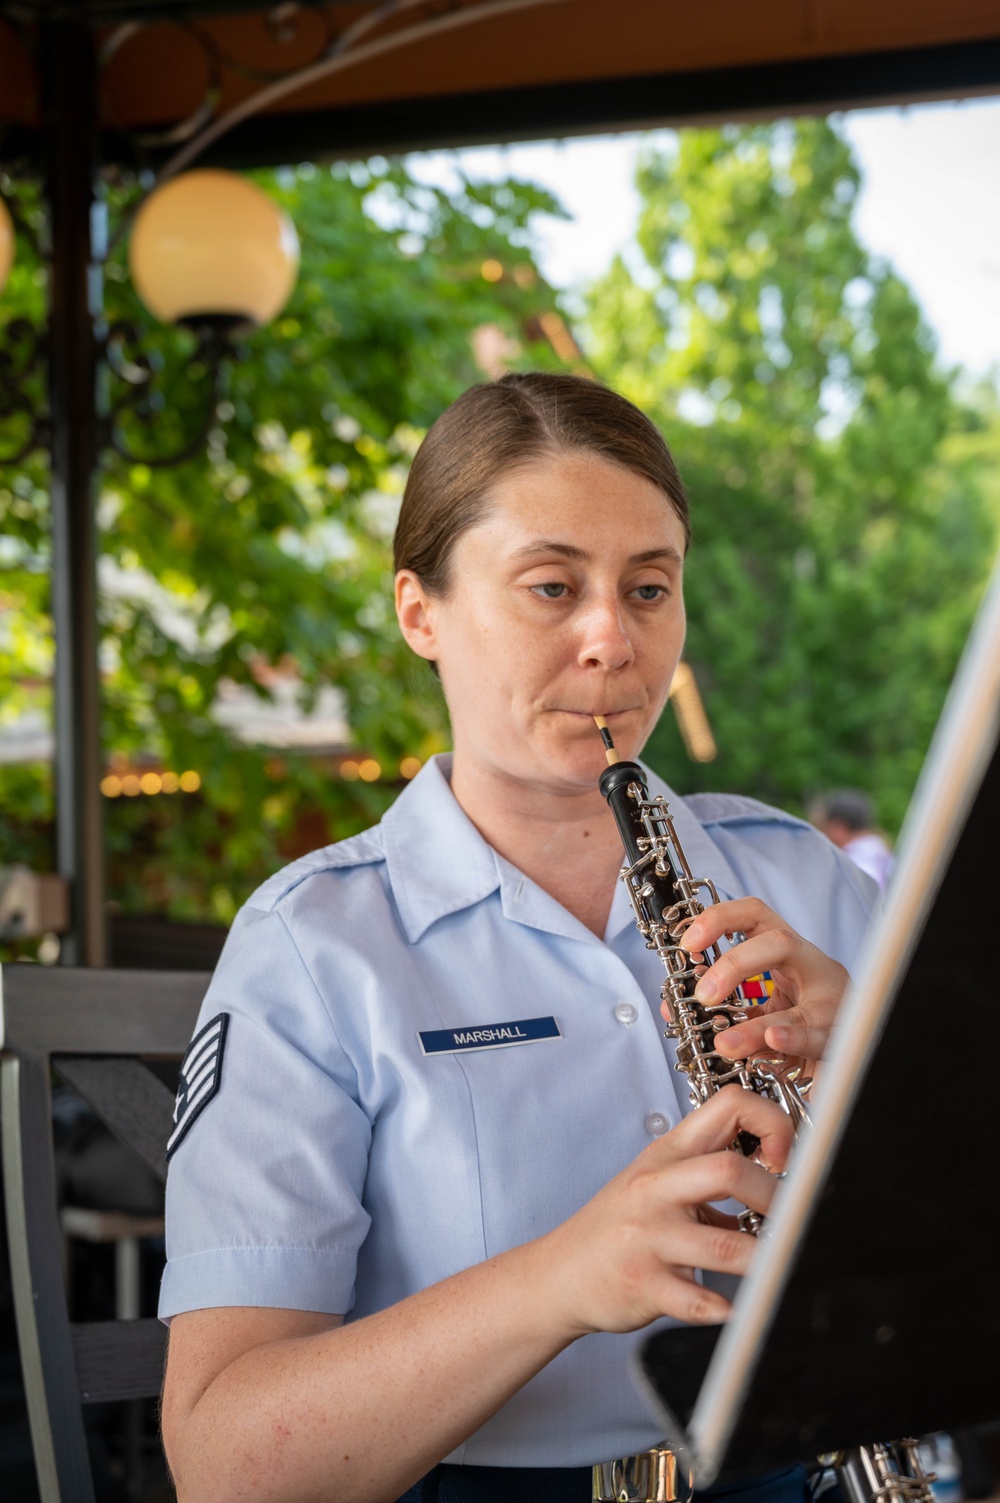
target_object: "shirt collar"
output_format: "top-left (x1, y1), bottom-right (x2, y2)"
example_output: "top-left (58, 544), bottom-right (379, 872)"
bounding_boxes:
top-left (493, 849), bottom-right (599, 946)
top-left (380, 754), bottom-right (500, 943)
top-left (381, 754), bottom-right (745, 946)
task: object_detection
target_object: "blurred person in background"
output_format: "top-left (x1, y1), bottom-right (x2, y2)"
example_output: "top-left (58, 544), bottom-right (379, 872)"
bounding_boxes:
top-left (809, 789), bottom-right (893, 892)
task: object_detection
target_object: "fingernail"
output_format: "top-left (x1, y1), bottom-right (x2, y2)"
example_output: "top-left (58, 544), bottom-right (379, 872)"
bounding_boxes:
top-left (694, 975), bottom-right (718, 1002)
top-left (720, 1027), bottom-right (743, 1051)
top-left (767, 1026), bottom-right (792, 1048)
top-left (681, 931), bottom-right (701, 953)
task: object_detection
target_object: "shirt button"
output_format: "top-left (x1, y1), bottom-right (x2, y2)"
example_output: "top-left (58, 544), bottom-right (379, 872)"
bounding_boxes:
top-left (614, 1000), bottom-right (639, 1026)
top-left (645, 1110), bottom-right (670, 1137)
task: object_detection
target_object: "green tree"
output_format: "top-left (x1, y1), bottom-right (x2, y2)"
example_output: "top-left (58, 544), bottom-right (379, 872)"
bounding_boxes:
top-left (0, 158), bottom-right (569, 934)
top-left (585, 119), bottom-right (998, 832)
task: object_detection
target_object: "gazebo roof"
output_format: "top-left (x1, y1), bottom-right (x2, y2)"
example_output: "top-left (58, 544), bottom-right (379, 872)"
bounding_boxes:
top-left (2, 0), bottom-right (999, 170)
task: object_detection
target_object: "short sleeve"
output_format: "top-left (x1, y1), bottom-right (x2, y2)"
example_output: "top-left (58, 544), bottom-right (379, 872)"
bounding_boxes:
top-left (158, 902), bottom-right (372, 1320)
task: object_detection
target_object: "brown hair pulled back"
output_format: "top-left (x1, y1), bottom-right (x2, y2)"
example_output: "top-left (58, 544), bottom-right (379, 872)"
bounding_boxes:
top-left (393, 372), bottom-right (690, 596)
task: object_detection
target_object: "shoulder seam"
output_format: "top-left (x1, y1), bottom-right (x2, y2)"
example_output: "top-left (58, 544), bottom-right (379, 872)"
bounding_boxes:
top-left (273, 907), bottom-right (356, 1066)
top-left (246, 828), bottom-right (386, 912)
top-left (684, 793), bottom-right (808, 828)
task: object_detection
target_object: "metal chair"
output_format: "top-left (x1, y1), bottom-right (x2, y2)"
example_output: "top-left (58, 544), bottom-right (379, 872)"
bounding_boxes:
top-left (0, 963), bottom-right (209, 1503)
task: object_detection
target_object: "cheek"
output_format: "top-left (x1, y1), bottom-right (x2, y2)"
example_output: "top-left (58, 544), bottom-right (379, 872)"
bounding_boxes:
top-left (440, 605), bottom-right (526, 705)
top-left (645, 614), bottom-right (685, 701)
top-left (666, 601), bottom-right (687, 654)
top-left (479, 596), bottom-right (559, 665)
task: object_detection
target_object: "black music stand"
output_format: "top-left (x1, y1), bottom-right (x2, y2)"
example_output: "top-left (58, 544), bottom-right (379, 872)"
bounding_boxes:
top-left (636, 564), bottom-right (1000, 1486)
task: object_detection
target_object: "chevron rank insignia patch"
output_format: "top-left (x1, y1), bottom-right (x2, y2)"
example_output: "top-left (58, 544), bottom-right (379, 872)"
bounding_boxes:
top-left (167, 1012), bottom-right (229, 1160)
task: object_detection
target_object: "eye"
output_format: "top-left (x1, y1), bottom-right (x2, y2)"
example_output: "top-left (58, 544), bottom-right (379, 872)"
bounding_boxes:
top-left (631, 583), bottom-right (668, 602)
top-left (531, 581), bottom-right (570, 599)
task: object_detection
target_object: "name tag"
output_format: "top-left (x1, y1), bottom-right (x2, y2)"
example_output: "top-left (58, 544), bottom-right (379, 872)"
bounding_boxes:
top-left (419, 1016), bottom-right (562, 1055)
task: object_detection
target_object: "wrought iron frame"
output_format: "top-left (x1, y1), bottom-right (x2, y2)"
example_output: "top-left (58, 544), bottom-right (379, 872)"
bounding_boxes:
top-left (0, 320), bottom-right (240, 470)
top-left (0, 317), bottom-right (48, 465)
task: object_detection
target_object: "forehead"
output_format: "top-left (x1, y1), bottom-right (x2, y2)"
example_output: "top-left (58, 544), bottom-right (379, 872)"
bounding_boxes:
top-left (468, 450), bottom-right (687, 558)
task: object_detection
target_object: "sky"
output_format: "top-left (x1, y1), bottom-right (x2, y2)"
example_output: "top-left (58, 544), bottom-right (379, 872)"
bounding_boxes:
top-left (409, 95), bottom-right (1000, 381)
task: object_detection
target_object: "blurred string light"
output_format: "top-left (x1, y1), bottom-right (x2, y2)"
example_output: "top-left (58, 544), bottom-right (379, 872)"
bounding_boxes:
top-left (480, 259), bottom-right (537, 288)
top-left (100, 757), bottom-right (425, 796)
top-left (341, 757), bottom-right (382, 782)
top-left (100, 769), bottom-right (202, 797)
top-left (669, 662), bottom-right (717, 763)
top-left (338, 756), bottom-right (424, 782)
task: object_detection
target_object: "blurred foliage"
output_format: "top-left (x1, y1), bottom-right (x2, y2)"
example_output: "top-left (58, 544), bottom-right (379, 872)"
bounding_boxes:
top-left (0, 157), bottom-right (568, 925)
top-left (3, 121), bottom-right (1000, 944)
top-left (585, 118), bottom-right (1000, 834)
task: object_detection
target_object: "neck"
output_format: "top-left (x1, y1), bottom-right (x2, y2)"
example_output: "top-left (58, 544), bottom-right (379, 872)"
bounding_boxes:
top-left (448, 753), bottom-right (628, 938)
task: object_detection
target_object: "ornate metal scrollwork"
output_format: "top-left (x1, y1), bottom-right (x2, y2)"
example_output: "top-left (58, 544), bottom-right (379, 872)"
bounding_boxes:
top-left (106, 0), bottom-right (564, 183)
top-left (101, 318), bottom-right (235, 469)
top-left (99, 21), bottom-right (224, 152)
top-left (0, 313), bottom-right (239, 471)
top-left (0, 317), bottom-right (48, 465)
top-left (98, 3), bottom-right (338, 155)
top-left (0, 176), bottom-right (245, 471)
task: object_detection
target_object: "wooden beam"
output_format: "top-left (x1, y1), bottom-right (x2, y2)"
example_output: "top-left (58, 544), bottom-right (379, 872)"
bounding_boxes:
top-left (116, 36), bottom-right (1000, 171)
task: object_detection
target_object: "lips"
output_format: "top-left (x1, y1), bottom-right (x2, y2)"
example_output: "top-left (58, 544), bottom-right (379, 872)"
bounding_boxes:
top-left (557, 708), bottom-right (635, 718)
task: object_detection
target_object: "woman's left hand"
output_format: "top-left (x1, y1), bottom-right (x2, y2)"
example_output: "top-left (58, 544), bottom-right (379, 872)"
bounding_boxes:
top-left (673, 897), bottom-right (850, 1073)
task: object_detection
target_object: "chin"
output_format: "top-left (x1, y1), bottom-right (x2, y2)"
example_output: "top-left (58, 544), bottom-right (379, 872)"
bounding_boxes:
top-left (542, 739), bottom-right (612, 793)
top-left (528, 712), bottom-right (648, 790)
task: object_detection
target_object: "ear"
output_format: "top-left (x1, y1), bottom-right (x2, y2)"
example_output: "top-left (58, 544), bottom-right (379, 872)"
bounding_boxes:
top-left (395, 569), bottom-right (440, 663)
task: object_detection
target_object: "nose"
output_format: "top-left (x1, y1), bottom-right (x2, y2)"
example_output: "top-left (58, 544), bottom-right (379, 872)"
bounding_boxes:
top-left (576, 591), bottom-right (635, 673)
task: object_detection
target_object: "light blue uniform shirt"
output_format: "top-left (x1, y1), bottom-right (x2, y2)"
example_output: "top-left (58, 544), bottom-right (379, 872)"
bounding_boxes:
top-left (160, 755), bottom-right (877, 1468)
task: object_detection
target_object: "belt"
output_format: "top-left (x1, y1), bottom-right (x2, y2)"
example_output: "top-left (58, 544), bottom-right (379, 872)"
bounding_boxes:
top-left (396, 1462), bottom-right (809, 1503)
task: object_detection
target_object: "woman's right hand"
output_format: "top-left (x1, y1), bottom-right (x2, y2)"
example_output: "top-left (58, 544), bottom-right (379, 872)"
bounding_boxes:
top-left (538, 1086), bottom-right (794, 1338)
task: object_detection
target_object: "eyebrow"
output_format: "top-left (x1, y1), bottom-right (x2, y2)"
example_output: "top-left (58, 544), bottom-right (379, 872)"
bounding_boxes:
top-left (509, 541), bottom-right (684, 566)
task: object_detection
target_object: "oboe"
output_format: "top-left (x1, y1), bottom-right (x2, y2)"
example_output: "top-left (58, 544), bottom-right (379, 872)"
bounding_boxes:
top-left (591, 718), bottom-right (937, 1503)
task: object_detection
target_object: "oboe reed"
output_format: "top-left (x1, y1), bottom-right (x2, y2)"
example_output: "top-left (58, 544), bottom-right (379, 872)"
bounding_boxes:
top-left (593, 715), bottom-right (621, 766)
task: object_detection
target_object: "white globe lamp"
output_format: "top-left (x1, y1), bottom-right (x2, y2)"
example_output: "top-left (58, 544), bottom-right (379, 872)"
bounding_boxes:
top-left (128, 168), bottom-right (299, 334)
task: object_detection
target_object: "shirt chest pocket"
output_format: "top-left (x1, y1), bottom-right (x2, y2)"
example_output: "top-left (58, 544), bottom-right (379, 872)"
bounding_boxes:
top-left (443, 1017), bottom-right (651, 1256)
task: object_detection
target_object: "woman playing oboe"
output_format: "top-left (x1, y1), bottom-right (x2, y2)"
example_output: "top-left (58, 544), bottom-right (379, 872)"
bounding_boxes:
top-left (160, 374), bottom-right (877, 1503)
